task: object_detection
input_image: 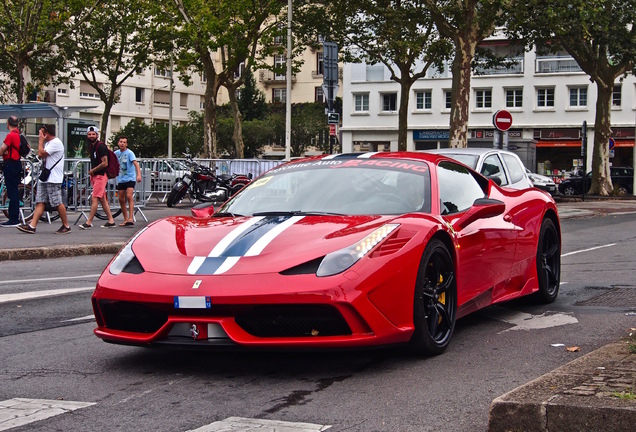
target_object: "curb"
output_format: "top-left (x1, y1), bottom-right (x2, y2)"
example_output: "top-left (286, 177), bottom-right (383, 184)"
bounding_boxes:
top-left (0, 242), bottom-right (125, 261)
top-left (488, 340), bottom-right (636, 432)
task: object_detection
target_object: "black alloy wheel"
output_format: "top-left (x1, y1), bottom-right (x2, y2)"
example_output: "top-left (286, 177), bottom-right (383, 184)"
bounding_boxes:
top-left (410, 239), bottom-right (457, 356)
top-left (534, 218), bottom-right (560, 303)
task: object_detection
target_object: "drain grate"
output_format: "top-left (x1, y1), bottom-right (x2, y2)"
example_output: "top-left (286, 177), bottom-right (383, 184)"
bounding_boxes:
top-left (576, 287), bottom-right (636, 308)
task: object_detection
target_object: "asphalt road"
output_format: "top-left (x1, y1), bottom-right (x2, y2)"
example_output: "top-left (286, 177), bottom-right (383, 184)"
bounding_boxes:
top-left (0, 212), bottom-right (634, 432)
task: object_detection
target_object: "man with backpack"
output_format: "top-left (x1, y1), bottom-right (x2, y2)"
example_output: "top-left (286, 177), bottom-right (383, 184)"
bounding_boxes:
top-left (0, 115), bottom-right (23, 227)
top-left (78, 126), bottom-right (116, 229)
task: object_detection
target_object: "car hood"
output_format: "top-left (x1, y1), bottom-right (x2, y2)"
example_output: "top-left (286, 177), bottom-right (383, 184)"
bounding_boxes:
top-left (130, 214), bottom-right (407, 276)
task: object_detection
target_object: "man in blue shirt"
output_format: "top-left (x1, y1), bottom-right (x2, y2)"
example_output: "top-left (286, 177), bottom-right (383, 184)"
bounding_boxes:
top-left (114, 136), bottom-right (141, 226)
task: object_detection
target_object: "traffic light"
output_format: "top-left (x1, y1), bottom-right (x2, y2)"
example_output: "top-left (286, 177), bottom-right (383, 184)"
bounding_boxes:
top-left (327, 112), bottom-right (339, 124)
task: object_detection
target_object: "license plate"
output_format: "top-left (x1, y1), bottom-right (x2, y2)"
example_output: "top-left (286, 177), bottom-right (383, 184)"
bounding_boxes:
top-left (174, 296), bottom-right (212, 309)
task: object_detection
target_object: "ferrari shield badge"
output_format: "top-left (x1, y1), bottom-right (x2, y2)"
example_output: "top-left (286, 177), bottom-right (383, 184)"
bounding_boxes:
top-left (192, 280), bottom-right (202, 289)
top-left (190, 324), bottom-right (200, 340)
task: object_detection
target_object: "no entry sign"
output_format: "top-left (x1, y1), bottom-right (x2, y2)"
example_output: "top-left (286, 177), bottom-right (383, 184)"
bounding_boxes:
top-left (493, 110), bottom-right (513, 131)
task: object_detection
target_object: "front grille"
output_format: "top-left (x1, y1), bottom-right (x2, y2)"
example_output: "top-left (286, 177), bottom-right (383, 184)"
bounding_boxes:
top-left (99, 300), bottom-right (169, 333)
top-left (235, 305), bottom-right (351, 337)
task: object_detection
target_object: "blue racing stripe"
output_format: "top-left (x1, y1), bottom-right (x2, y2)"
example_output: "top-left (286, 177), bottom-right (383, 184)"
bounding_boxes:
top-left (222, 216), bottom-right (291, 256)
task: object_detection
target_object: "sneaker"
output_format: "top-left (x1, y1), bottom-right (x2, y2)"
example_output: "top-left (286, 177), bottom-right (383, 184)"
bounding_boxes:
top-left (16, 224), bottom-right (36, 234)
top-left (101, 222), bottom-right (116, 228)
top-left (0, 220), bottom-right (20, 227)
top-left (79, 223), bottom-right (93, 230)
top-left (55, 225), bottom-right (71, 234)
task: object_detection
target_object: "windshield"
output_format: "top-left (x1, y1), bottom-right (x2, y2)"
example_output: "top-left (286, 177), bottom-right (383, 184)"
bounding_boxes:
top-left (437, 153), bottom-right (479, 169)
top-left (218, 158), bottom-right (431, 216)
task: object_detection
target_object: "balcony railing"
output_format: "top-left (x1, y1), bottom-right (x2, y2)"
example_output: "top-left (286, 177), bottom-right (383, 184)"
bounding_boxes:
top-left (536, 56), bottom-right (583, 73)
top-left (474, 57), bottom-right (524, 75)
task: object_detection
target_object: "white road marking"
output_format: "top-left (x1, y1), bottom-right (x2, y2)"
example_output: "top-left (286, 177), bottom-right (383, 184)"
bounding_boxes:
top-left (61, 315), bottom-right (95, 323)
top-left (489, 309), bottom-right (578, 333)
top-left (562, 243), bottom-right (616, 257)
top-left (0, 274), bottom-right (100, 285)
top-left (0, 287), bottom-right (94, 305)
top-left (187, 417), bottom-right (332, 432)
top-left (0, 398), bottom-right (95, 431)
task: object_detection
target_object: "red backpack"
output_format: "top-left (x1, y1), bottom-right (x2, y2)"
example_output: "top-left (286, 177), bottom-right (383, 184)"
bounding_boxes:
top-left (101, 143), bottom-right (120, 179)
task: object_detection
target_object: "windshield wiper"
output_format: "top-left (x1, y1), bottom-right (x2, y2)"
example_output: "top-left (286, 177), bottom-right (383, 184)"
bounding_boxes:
top-left (212, 212), bottom-right (243, 217)
top-left (252, 210), bottom-right (345, 216)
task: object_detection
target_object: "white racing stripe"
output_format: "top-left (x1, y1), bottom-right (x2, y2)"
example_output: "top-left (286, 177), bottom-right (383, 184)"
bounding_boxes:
top-left (562, 243), bottom-right (616, 257)
top-left (0, 287), bottom-right (94, 305)
top-left (0, 398), bottom-right (95, 431)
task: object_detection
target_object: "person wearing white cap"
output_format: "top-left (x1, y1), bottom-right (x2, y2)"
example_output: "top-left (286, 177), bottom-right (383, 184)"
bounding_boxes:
top-left (79, 126), bottom-right (116, 229)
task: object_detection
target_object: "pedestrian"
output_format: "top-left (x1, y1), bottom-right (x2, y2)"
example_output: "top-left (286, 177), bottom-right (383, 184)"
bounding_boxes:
top-left (78, 126), bottom-right (116, 229)
top-left (17, 124), bottom-right (71, 234)
top-left (114, 135), bottom-right (141, 226)
top-left (0, 115), bottom-right (22, 227)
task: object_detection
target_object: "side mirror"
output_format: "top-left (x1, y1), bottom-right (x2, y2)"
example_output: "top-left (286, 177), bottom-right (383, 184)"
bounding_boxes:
top-left (452, 198), bottom-right (505, 231)
top-left (191, 202), bottom-right (215, 218)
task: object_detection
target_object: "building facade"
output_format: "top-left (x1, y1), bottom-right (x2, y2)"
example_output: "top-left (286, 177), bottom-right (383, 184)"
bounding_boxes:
top-left (340, 43), bottom-right (635, 178)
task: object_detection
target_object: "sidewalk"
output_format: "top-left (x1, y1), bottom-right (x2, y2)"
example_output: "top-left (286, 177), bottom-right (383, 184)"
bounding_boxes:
top-left (1, 197), bottom-right (635, 431)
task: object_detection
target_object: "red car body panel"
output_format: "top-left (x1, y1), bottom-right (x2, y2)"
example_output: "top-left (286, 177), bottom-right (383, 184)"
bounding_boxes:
top-left (92, 152), bottom-right (559, 350)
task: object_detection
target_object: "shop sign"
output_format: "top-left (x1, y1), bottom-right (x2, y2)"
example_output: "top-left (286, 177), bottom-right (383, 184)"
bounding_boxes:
top-left (413, 129), bottom-right (449, 141)
top-left (472, 129), bottom-right (522, 139)
top-left (534, 128), bottom-right (581, 140)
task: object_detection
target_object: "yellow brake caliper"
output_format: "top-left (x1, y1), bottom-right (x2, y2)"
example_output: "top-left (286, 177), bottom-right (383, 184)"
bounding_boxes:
top-left (438, 274), bottom-right (445, 324)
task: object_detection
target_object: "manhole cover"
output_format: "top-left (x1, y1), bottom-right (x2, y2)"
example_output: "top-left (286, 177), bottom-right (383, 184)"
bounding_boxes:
top-left (576, 287), bottom-right (636, 307)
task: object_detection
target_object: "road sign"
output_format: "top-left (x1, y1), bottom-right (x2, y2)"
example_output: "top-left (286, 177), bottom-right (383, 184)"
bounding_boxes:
top-left (493, 110), bottom-right (513, 132)
top-left (329, 124), bottom-right (336, 136)
top-left (609, 137), bottom-right (615, 150)
top-left (327, 112), bottom-right (339, 124)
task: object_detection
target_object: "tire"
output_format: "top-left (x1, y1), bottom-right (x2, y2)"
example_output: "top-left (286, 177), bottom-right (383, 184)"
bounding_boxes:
top-left (94, 209), bottom-right (122, 220)
top-left (534, 218), bottom-right (560, 303)
top-left (2, 184), bottom-right (36, 221)
top-left (561, 185), bottom-right (576, 196)
top-left (616, 185), bottom-right (628, 196)
top-left (166, 184), bottom-right (188, 207)
top-left (410, 239), bottom-right (457, 356)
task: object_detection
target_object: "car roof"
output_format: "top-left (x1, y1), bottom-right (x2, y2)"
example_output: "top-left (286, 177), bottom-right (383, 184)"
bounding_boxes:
top-left (298, 151), bottom-right (456, 165)
top-left (425, 147), bottom-right (518, 157)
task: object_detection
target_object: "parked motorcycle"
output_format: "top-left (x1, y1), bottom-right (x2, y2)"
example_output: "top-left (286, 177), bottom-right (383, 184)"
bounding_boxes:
top-left (166, 157), bottom-right (252, 208)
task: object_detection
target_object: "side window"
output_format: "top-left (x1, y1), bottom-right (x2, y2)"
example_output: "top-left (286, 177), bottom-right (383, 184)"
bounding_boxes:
top-left (502, 154), bottom-right (525, 183)
top-left (437, 162), bottom-right (485, 215)
top-left (481, 155), bottom-right (508, 186)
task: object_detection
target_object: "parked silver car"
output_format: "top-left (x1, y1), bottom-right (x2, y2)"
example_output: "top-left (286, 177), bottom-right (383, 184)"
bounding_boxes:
top-left (425, 148), bottom-right (533, 190)
top-left (525, 168), bottom-right (557, 195)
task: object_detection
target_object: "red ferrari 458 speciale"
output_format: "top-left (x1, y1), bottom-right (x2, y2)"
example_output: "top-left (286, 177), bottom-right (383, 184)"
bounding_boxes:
top-left (92, 152), bottom-right (561, 356)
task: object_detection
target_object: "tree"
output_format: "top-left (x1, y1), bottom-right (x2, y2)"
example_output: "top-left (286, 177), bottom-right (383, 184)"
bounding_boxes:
top-left (0, 0), bottom-right (96, 103)
top-left (63, 0), bottom-right (156, 141)
top-left (423, 0), bottom-right (510, 147)
top-left (238, 68), bottom-right (268, 122)
top-left (316, 1), bottom-right (450, 151)
top-left (507, 0), bottom-right (636, 195)
top-left (158, 0), bottom-right (286, 159)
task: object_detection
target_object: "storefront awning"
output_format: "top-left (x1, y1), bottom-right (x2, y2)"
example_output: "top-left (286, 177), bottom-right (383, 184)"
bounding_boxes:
top-left (537, 140), bottom-right (634, 148)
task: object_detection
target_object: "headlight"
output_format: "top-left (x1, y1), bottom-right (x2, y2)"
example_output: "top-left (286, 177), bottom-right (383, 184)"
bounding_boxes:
top-left (316, 224), bottom-right (399, 277)
top-left (109, 227), bottom-right (148, 275)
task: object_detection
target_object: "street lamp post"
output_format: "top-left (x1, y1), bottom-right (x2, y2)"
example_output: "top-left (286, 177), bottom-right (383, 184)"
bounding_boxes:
top-left (285, 0), bottom-right (292, 160)
top-left (168, 58), bottom-right (174, 158)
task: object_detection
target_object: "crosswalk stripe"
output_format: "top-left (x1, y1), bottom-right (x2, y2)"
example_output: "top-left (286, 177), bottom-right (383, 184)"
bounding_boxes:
top-left (0, 398), bottom-right (95, 431)
top-left (187, 417), bottom-right (332, 432)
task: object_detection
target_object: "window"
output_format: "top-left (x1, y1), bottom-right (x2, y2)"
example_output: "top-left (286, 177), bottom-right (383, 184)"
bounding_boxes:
top-left (569, 86), bottom-right (587, 107)
top-left (382, 93), bottom-right (397, 112)
top-left (135, 87), bottom-right (144, 103)
top-left (415, 90), bottom-right (432, 110)
top-left (437, 162), bottom-right (485, 215)
top-left (354, 94), bottom-right (369, 112)
top-left (274, 23), bottom-right (285, 45)
top-left (505, 89), bottom-right (523, 108)
top-left (315, 86), bottom-right (325, 103)
top-left (501, 154), bottom-right (526, 183)
top-left (475, 89), bottom-right (492, 108)
top-left (444, 90), bottom-right (452, 109)
top-left (612, 84), bottom-right (621, 107)
top-left (537, 88), bottom-right (554, 107)
top-left (317, 52), bottom-right (324, 75)
top-left (234, 62), bottom-right (245, 79)
top-left (481, 155), bottom-right (508, 186)
top-left (180, 93), bottom-right (188, 108)
top-left (273, 88), bottom-right (286, 103)
top-left (201, 70), bottom-right (207, 83)
top-left (57, 88), bottom-right (68, 96)
top-left (79, 81), bottom-right (99, 99)
top-left (154, 67), bottom-right (171, 78)
top-left (200, 96), bottom-right (205, 110)
top-left (154, 90), bottom-right (170, 106)
top-left (274, 55), bottom-right (286, 80)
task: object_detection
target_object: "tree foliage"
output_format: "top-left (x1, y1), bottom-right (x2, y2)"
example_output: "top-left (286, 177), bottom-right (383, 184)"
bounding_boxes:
top-left (0, 0), bottom-right (96, 103)
top-left (63, 0), bottom-right (157, 140)
top-left (507, 0), bottom-right (636, 195)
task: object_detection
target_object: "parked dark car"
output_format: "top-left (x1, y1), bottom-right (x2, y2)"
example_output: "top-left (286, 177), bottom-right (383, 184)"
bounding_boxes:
top-left (558, 167), bottom-right (633, 196)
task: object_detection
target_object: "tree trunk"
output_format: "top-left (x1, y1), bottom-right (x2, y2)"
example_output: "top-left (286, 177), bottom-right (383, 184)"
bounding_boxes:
top-left (227, 86), bottom-right (245, 158)
top-left (397, 77), bottom-right (413, 151)
top-left (203, 77), bottom-right (221, 158)
top-left (16, 62), bottom-right (26, 104)
top-left (588, 82), bottom-right (613, 196)
top-left (448, 37), bottom-right (475, 148)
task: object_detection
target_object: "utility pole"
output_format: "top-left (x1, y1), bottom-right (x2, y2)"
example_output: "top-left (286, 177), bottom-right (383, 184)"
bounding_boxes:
top-left (285, 0), bottom-right (292, 160)
top-left (168, 58), bottom-right (174, 158)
